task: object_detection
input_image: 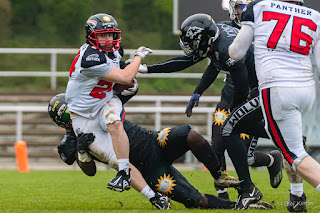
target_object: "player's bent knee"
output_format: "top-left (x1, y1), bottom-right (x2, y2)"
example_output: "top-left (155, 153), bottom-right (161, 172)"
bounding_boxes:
top-left (292, 152), bottom-right (309, 172)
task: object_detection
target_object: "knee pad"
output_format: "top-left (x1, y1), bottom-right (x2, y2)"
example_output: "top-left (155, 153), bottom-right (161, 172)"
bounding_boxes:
top-left (100, 96), bottom-right (123, 127)
top-left (292, 152), bottom-right (309, 172)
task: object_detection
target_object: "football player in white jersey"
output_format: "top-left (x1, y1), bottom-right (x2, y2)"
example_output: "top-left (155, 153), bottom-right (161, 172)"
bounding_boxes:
top-left (228, 0), bottom-right (320, 205)
top-left (65, 13), bottom-right (152, 192)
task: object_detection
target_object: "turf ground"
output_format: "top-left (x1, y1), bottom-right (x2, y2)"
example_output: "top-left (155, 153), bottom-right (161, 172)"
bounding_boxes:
top-left (0, 169), bottom-right (319, 212)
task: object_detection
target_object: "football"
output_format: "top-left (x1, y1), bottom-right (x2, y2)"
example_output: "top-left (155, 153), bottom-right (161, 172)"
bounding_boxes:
top-left (113, 81), bottom-right (135, 93)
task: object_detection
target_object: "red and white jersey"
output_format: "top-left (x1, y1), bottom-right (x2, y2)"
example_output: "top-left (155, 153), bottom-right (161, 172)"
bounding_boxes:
top-left (66, 43), bottom-right (122, 118)
top-left (241, 0), bottom-right (320, 89)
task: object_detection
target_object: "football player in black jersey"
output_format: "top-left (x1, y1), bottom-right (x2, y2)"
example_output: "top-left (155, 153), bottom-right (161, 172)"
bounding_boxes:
top-left (48, 93), bottom-right (243, 210)
top-left (137, 13), bottom-right (281, 209)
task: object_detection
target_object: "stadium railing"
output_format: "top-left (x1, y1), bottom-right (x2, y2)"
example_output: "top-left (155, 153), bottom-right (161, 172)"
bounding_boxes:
top-left (0, 48), bottom-right (212, 90)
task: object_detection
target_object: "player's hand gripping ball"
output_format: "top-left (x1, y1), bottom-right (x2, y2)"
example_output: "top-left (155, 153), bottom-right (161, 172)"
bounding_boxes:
top-left (113, 79), bottom-right (136, 95)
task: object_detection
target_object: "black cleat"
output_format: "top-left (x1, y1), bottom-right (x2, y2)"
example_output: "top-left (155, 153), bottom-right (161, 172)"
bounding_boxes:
top-left (107, 169), bottom-right (131, 192)
top-left (234, 185), bottom-right (263, 210)
top-left (267, 150), bottom-right (283, 188)
top-left (249, 201), bottom-right (275, 209)
top-left (286, 193), bottom-right (307, 212)
top-left (149, 192), bottom-right (170, 210)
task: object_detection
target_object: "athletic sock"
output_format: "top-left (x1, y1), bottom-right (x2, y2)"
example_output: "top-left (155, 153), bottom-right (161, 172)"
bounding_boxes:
top-left (316, 184), bottom-right (320, 192)
top-left (251, 151), bottom-right (272, 167)
top-left (192, 141), bottom-right (221, 179)
top-left (117, 159), bottom-right (129, 172)
top-left (140, 185), bottom-right (156, 200)
top-left (291, 183), bottom-right (303, 197)
top-left (217, 188), bottom-right (227, 194)
top-left (224, 134), bottom-right (253, 191)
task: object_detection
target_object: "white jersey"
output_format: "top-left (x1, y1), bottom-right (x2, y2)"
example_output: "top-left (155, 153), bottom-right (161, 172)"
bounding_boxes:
top-left (66, 43), bottom-right (122, 118)
top-left (241, 0), bottom-right (320, 90)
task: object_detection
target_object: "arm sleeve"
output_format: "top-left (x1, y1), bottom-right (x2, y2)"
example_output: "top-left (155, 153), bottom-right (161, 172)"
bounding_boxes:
top-left (194, 64), bottom-right (220, 95)
top-left (147, 55), bottom-right (202, 73)
top-left (228, 25), bottom-right (254, 61)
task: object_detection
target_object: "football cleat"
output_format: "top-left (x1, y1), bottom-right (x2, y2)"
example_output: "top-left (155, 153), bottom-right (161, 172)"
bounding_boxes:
top-left (249, 201), bottom-right (275, 209)
top-left (107, 169), bottom-right (131, 192)
top-left (286, 193), bottom-right (307, 212)
top-left (214, 171), bottom-right (240, 189)
top-left (267, 150), bottom-right (283, 188)
top-left (149, 192), bottom-right (171, 210)
top-left (234, 185), bottom-right (263, 210)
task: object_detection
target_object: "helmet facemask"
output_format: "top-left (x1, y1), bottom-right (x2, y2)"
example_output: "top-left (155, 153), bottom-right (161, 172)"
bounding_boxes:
top-left (229, 0), bottom-right (250, 27)
top-left (87, 28), bottom-right (121, 52)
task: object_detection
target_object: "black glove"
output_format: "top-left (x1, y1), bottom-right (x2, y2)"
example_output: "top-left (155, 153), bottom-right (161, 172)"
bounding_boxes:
top-left (57, 130), bottom-right (77, 165)
top-left (77, 133), bottom-right (95, 153)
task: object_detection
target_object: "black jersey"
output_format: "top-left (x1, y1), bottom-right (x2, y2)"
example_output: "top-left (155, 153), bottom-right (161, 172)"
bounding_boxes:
top-left (146, 21), bottom-right (258, 109)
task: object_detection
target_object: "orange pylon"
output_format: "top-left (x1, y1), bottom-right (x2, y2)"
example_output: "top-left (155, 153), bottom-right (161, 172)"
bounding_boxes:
top-left (15, 141), bottom-right (29, 173)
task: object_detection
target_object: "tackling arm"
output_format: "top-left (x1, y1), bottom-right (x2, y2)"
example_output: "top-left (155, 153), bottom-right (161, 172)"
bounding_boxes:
top-left (229, 25), bottom-right (254, 61)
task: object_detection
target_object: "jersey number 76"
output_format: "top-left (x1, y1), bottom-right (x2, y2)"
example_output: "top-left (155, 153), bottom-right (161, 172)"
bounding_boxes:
top-left (263, 11), bottom-right (317, 55)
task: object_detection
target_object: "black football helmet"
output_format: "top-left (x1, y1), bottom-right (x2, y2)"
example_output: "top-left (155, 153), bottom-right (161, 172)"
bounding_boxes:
top-left (85, 13), bottom-right (121, 52)
top-left (48, 93), bottom-right (72, 130)
top-left (179, 13), bottom-right (220, 61)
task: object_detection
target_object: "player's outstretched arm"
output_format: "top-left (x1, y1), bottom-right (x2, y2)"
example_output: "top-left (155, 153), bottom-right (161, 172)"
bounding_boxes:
top-left (229, 25), bottom-right (254, 60)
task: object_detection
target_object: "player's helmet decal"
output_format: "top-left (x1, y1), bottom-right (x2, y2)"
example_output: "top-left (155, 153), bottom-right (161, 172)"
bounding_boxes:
top-left (155, 173), bottom-right (176, 195)
top-left (186, 26), bottom-right (203, 39)
top-left (157, 128), bottom-right (171, 148)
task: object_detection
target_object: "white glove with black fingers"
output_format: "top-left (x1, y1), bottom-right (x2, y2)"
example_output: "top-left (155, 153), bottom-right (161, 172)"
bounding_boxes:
top-left (138, 64), bottom-right (148, 73)
top-left (135, 46), bottom-right (153, 59)
top-left (121, 78), bottom-right (138, 96)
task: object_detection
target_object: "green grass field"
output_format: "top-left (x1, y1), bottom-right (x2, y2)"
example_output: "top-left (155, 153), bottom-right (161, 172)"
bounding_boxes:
top-left (0, 169), bottom-right (319, 212)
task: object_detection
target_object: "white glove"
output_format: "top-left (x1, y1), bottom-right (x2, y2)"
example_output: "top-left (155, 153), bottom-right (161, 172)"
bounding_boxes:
top-left (138, 64), bottom-right (148, 73)
top-left (121, 78), bottom-right (138, 96)
top-left (135, 46), bottom-right (153, 59)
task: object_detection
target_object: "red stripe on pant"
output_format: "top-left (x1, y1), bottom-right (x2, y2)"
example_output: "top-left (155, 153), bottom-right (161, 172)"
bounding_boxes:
top-left (262, 88), bottom-right (293, 164)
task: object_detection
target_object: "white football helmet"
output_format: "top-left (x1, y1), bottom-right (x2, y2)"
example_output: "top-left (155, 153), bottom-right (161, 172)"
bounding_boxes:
top-left (229, 0), bottom-right (251, 27)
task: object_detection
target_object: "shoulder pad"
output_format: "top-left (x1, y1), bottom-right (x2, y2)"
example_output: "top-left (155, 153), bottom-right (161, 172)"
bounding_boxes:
top-left (81, 46), bottom-right (106, 68)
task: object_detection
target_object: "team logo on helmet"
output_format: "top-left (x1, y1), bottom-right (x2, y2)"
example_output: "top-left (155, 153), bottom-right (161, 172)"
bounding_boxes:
top-left (213, 109), bottom-right (229, 125)
top-left (186, 26), bottom-right (203, 39)
top-left (103, 16), bottom-right (111, 22)
top-left (155, 173), bottom-right (176, 195)
top-left (157, 127), bottom-right (171, 148)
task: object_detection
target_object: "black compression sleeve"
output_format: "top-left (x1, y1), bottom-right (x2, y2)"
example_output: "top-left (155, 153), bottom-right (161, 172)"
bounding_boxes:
top-left (147, 56), bottom-right (201, 73)
top-left (194, 64), bottom-right (219, 95)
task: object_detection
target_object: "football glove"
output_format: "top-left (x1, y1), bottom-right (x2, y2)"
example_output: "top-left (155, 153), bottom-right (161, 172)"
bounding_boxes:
top-left (77, 132), bottom-right (95, 153)
top-left (185, 93), bottom-right (200, 117)
top-left (121, 78), bottom-right (138, 96)
top-left (135, 46), bottom-right (153, 59)
top-left (138, 64), bottom-right (148, 73)
top-left (57, 130), bottom-right (77, 165)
